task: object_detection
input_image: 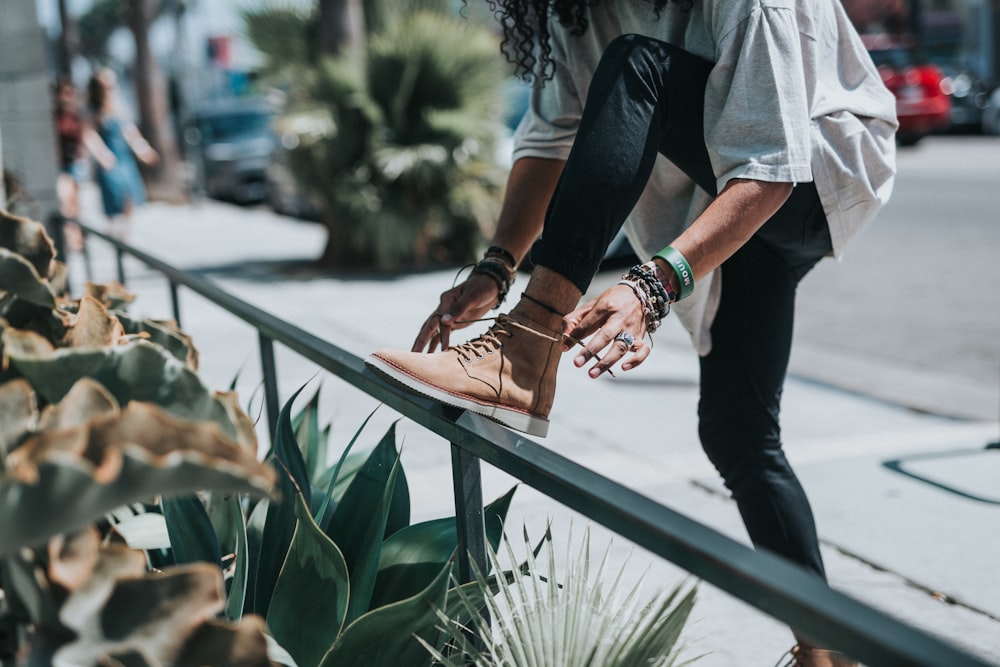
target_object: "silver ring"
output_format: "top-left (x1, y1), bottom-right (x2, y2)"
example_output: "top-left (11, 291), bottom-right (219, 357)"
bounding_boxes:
top-left (613, 331), bottom-right (635, 350)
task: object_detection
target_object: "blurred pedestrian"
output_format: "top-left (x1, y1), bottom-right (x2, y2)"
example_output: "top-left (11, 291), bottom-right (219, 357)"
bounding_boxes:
top-left (53, 76), bottom-right (86, 253)
top-left (367, 1), bottom-right (897, 665)
top-left (83, 68), bottom-right (158, 241)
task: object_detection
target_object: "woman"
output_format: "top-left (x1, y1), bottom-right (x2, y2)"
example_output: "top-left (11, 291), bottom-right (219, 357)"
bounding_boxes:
top-left (367, 2), bottom-right (896, 664)
top-left (84, 68), bottom-right (158, 240)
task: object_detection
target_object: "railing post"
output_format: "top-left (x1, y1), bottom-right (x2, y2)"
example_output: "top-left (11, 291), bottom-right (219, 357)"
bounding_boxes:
top-left (450, 432), bottom-right (490, 657)
top-left (115, 246), bottom-right (126, 286)
top-left (450, 440), bottom-right (488, 583)
top-left (81, 229), bottom-right (94, 283)
top-left (259, 333), bottom-right (281, 442)
top-left (169, 280), bottom-right (182, 328)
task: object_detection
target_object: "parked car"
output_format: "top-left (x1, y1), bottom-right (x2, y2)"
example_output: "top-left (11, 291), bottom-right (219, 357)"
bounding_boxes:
top-left (983, 87), bottom-right (1000, 135)
top-left (183, 100), bottom-right (276, 204)
top-left (864, 34), bottom-right (951, 145)
top-left (935, 59), bottom-right (996, 131)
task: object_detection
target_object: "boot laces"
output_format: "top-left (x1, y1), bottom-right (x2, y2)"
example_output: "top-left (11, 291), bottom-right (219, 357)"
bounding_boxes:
top-left (775, 645), bottom-right (858, 667)
top-left (451, 314), bottom-right (565, 364)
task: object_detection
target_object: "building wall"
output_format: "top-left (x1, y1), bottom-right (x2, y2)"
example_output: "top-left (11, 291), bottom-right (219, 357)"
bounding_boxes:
top-left (0, 0), bottom-right (59, 222)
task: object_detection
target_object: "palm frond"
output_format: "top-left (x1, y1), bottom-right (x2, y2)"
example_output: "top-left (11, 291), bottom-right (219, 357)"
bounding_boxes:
top-left (242, 2), bottom-right (315, 75)
top-left (428, 525), bottom-right (703, 667)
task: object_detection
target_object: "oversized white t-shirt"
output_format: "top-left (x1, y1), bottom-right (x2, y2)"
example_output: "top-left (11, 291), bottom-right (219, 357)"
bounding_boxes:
top-left (512, 0), bottom-right (898, 354)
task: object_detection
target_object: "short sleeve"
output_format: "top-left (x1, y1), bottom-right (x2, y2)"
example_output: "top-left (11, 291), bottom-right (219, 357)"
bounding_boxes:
top-left (703, 4), bottom-right (813, 192)
top-left (511, 34), bottom-right (584, 162)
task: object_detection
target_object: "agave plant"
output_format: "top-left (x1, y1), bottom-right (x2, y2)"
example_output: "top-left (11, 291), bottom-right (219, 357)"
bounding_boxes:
top-left (151, 383), bottom-right (519, 667)
top-left (423, 525), bottom-right (703, 667)
top-left (244, 3), bottom-right (508, 269)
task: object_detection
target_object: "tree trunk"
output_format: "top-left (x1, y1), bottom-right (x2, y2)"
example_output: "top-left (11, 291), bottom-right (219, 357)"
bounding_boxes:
top-left (125, 0), bottom-right (185, 202)
top-left (56, 0), bottom-right (78, 77)
top-left (317, 0), bottom-right (366, 58)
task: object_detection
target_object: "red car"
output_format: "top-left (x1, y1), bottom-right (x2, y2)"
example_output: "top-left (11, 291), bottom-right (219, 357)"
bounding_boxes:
top-left (864, 34), bottom-right (951, 145)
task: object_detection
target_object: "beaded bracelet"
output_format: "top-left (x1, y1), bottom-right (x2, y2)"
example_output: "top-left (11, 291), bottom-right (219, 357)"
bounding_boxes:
top-left (619, 263), bottom-right (672, 334)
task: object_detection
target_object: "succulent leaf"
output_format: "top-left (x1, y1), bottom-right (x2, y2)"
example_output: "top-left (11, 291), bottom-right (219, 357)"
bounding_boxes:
top-left (0, 378), bottom-right (37, 455)
top-left (61, 295), bottom-right (125, 348)
top-left (267, 493), bottom-right (350, 667)
top-left (0, 401), bottom-right (275, 555)
top-left (5, 337), bottom-right (243, 440)
top-left (0, 209), bottom-right (55, 278)
top-left (0, 248), bottom-right (56, 308)
top-left (319, 559), bottom-right (452, 667)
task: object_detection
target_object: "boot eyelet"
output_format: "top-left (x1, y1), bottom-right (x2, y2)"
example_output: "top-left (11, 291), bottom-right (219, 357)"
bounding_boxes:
top-left (485, 349), bottom-right (494, 355)
top-left (462, 356), bottom-right (472, 363)
top-left (474, 353), bottom-right (484, 359)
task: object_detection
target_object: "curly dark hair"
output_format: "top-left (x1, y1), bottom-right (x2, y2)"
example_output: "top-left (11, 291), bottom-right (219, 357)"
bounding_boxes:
top-left (472, 0), bottom-right (694, 80)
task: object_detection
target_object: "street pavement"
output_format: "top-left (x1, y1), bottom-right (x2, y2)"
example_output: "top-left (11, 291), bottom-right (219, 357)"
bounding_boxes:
top-left (68, 134), bottom-right (1000, 666)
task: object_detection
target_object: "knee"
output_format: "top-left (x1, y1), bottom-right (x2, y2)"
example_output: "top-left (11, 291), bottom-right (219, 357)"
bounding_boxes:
top-left (603, 34), bottom-right (670, 71)
top-left (698, 411), bottom-right (783, 490)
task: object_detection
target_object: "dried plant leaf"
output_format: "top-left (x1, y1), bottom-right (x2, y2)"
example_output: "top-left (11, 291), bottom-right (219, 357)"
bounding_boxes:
top-left (84, 281), bottom-right (135, 311)
top-left (62, 296), bottom-right (125, 349)
top-left (55, 562), bottom-right (225, 667)
top-left (48, 526), bottom-right (102, 593)
top-left (0, 401), bottom-right (275, 555)
top-left (114, 313), bottom-right (199, 369)
top-left (37, 377), bottom-right (120, 432)
top-left (49, 261), bottom-right (70, 298)
top-left (215, 390), bottom-right (260, 456)
top-left (0, 209), bottom-right (55, 278)
top-left (0, 378), bottom-right (37, 454)
top-left (174, 615), bottom-right (281, 667)
top-left (0, 248), bottom-right (55, 308)
top-left (57, 542), bottom-right (148, 631)
top-left (5, 337), bottom-right (242, 440)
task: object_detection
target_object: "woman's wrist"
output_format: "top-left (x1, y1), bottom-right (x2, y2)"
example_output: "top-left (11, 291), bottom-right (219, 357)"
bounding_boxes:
top-left (650, 258), bottom-right (679, 303)
top-left (652, 246), bottom-right (694, 300)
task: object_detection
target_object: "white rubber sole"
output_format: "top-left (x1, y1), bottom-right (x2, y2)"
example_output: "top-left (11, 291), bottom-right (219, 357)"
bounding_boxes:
top-left (365, 354), bottom-right (549, 438)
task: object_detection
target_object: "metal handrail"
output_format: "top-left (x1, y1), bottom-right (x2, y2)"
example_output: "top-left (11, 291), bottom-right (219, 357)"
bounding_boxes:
top-left (77, 222), bottom-right (995, 667)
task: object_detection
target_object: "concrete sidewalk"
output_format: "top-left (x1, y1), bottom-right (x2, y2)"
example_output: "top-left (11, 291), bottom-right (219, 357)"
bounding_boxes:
top-left (71, 190), bottom-right (1000, 666)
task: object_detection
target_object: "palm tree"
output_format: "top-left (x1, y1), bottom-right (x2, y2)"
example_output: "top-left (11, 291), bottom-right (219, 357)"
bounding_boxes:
top-left (125, 0), bottom-right (184, 203)
top-left (246, 3), bottom-right (508, 269)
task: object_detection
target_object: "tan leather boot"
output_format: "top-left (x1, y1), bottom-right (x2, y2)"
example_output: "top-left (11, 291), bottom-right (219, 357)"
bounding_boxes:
top-left (776, 643), bottom-right (859, 667)
top-left (365, 313), bottom-right (564, 437)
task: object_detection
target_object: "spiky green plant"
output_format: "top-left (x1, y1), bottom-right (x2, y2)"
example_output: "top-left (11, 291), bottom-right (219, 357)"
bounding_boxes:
top-left (423, 525), bottom-right (703, 667)
top-left (156, 383), bottom-right (519, 667)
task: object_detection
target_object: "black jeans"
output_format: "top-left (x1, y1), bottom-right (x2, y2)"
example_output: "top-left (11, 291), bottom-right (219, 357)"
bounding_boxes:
top-left (531, 34), bottom-right (832, 578)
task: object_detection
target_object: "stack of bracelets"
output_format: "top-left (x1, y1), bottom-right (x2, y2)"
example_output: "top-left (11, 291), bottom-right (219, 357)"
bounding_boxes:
top-left (618, 245), bottom-right (694, 335)
top-left (471, 245), bottom-right (517, 308)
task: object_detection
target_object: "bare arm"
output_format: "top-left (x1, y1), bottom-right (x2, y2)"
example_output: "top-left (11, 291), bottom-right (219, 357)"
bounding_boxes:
top-left (81, 126), bottom-right (117, 172)
top-left (122, 123), bottom-right (159, 166)
top-left (659, 178), bottom-right (794, 288)
top-left (566, 178), bottom-right (794, 377)
top-left (411, 156), bottom-right (565, 352)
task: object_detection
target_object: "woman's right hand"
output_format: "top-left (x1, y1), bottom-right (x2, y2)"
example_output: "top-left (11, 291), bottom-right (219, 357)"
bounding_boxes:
top-left (411, 273), bottom-right (502, 352)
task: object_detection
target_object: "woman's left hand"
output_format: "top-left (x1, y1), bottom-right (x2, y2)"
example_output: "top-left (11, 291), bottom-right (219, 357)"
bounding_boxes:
top-left (563, 284), bottom-right (651, 378)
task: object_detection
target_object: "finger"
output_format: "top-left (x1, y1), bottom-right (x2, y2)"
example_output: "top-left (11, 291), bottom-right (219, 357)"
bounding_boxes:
top-left (573, 326), bottom-right (618, 368)
top-left (621, 338), bottom-right (651, 372)
top-left (412, 314), bottom-right (443, 353)
top-left (438, 315), bottom-right (453, 350)
top-left (585, 331), bottom-right (635, 378)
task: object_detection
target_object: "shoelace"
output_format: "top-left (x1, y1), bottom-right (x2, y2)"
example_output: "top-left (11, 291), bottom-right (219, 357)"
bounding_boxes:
top-left (452, 314), bottom-right (617, 377)
top-left (774, 645), bottom-right (857, 667)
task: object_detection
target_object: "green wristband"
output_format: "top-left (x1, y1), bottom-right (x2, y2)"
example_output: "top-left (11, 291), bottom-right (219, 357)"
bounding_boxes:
top-left (653, 246), bottom-right (694, 301)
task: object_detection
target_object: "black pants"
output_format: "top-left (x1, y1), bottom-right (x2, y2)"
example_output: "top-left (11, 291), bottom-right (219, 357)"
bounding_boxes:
top-left (531, 34), bottom-right (832, 578)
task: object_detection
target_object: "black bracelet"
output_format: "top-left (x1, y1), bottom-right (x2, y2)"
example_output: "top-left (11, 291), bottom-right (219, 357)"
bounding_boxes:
top-left (485, 245), bottom-right (516, 268)
top-left (472, 258), bottom-right (513, 308)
